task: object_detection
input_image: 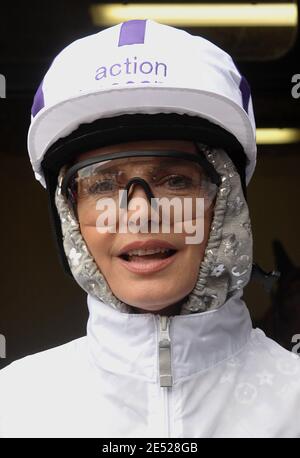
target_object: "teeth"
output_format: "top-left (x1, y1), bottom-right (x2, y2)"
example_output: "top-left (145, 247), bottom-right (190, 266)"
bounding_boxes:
top-left (126, 248), bottom-right (171, 256)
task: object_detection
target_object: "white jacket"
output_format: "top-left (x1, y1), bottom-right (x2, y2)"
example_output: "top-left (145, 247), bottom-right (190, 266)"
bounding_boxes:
top-left (0, 291), bottom-right (300, 438)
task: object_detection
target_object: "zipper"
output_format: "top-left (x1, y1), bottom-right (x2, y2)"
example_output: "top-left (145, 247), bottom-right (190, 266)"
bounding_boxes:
top-left (157, 315), bottom-right (172, 437)
top-left (157, 315), bottom-right (172, 387)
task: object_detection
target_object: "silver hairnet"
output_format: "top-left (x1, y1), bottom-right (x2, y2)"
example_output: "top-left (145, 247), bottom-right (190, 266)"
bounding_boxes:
top-left (54, 145), bottom-right (252, 314)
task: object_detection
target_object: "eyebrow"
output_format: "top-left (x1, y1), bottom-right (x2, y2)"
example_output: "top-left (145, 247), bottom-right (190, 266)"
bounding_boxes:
top-left (83, 158), bottom-right (205, 182)
top-left (93, 156), bottom-right (202, 169)
top-left (89, 162), bottom-right (162, 177)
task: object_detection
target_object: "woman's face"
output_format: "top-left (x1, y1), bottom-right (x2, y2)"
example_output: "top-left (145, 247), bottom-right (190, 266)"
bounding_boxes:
top-left (74, 140), bottom-right (214, 315)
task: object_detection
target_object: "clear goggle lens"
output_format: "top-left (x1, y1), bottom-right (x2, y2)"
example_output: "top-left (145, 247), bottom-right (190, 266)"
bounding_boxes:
top-left (63, 154), bottom-right (219, 228)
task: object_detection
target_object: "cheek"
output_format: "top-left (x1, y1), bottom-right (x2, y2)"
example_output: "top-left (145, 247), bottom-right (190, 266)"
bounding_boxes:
top-left (79, 221), bottom-right (114, 263)
top-left (185, 243), bottom-right (205, 277)
top-left (204, 205), bottom-right (214, 237)
top-left (186, 207), bottom-right (213, 265)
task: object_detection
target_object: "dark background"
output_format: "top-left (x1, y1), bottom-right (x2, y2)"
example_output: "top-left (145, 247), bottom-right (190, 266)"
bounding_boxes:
top-left (1, 0), bottom-right (300, 369)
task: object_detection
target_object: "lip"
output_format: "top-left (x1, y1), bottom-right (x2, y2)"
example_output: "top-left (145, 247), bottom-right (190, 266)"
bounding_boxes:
top-left (117, 250), bottom-right (178, 275)
top-left (117, 239), bottom-right (177, 257)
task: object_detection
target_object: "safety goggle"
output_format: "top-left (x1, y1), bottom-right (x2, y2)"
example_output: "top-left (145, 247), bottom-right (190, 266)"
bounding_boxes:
top-left (61, 147), bottom-right (221, 224)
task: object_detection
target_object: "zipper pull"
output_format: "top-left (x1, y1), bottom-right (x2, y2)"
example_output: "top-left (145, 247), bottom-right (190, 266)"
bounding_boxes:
top-left (158, 315), bottom-right (172, 387)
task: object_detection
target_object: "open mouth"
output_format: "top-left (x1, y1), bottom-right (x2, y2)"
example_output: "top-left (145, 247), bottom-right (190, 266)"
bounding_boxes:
top-left (119, 248), bottom-right (177, 262)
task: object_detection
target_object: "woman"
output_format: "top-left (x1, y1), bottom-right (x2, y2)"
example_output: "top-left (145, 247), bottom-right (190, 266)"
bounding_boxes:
top-left (0, 19), bottom-right (299, 438)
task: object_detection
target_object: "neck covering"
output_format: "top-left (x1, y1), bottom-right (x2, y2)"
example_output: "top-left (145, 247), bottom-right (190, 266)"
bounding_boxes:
top-left (54, 145), bottom-right (252, 315)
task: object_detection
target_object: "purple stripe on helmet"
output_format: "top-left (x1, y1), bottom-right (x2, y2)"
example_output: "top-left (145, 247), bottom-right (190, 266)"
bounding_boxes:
top-left (118, 19), bottom-right (146, 47)
top-left (239, 76), bottom-right (251, 113)
top-left (31, 79), bottom-right (45, 117)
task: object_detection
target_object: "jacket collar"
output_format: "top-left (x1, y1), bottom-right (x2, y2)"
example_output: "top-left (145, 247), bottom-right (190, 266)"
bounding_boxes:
top-left (86, 291), bottom-right (252, 386)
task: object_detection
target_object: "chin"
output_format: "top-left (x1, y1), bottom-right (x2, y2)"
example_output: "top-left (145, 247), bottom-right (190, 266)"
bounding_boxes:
top-left (117, 295), bottom-right (173, 310)
top-left (114, 286), bottom-right (191, 311)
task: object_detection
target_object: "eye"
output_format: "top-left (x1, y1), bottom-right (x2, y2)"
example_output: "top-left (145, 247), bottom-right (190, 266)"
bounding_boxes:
top-left (161, 174), bottom-right (194, 189)
top-left (88, 178), bottom-right (116, 194)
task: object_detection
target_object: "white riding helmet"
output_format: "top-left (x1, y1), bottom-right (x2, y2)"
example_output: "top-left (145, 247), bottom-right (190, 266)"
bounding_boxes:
top-left (27, 19), bottom-right (257, 189)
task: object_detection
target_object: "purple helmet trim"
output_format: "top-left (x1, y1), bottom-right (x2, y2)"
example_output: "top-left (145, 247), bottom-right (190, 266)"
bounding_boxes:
top-left (239, 76), bottom-right (251, 114)
top-left (31, 79), bottom-right (45, 117)
top-left (118, 19), bottom-right (147, 47)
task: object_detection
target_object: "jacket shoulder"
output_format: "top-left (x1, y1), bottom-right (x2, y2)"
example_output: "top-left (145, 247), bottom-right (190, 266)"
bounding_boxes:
top-left (0, 336), bottom-right (88, 388)
top-left (248, 327), bottom-right (300, 380)
top-left (251, 327), bottom-right (300, 360)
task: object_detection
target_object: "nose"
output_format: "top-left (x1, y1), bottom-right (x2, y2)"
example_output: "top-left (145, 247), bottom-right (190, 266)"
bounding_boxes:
top-left (120, 177), bottom-right (156, 209)
top-left (119, 177), bottom-right (159, 232)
